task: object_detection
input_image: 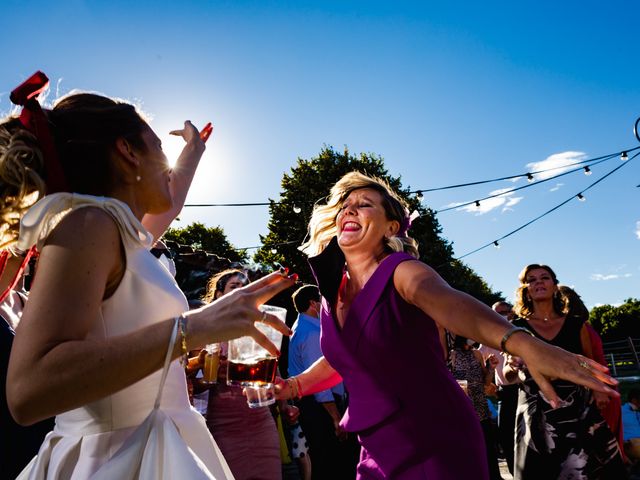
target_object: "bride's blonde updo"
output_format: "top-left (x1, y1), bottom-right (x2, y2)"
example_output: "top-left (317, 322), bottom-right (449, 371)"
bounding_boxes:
top-left (300, 171), bottom-right (419, 258)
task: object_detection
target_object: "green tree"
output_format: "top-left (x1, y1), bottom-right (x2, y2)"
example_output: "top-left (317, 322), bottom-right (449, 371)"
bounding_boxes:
top-left (589, 298), bottom-right (640, 342)
top-left (164, 222), bottom-right (247, 262)
top-left (254, 146), bottom-right (502, 305)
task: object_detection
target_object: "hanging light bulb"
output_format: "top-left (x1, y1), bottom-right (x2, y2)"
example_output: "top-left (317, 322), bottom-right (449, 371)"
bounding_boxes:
top-left (577, 193), bottom-right (586, 202)
top-left (475, 200), bottom-right (481, 208)
top-left (415, 191), bottom-right (424, 201)
top-left (493, 241), bottom-right (500, 249)
top-left (583, 166), bottom-right (592, 176)
top-left (526, 173), bottom-right (534, 183)
top-left (293, 205), bottom-right (301, 214)
top-left (270, 248), bottom-right (278, 254)
top-left (621, 151), bottom-right (629, 161)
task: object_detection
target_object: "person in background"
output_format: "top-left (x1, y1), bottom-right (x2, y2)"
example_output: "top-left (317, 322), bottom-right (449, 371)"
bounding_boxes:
top-left (202, 268), bottom-right (284, 480)
top-left (450, 335), bottom-right (503, 480)
top-left (480, 301), bottom-right (517, 476)
top-left (277, 171), bottom-right (619, 479)
top-left (622, 389), bottom-right (640, 464)
top-left (0, 256), bottom-right (54, 479)
top-left (558, 284), bottom-right (626, 461)
top-left (289, 284), bottom-right (359, 479)
top-left (505, 264), bottom-right (626, 479)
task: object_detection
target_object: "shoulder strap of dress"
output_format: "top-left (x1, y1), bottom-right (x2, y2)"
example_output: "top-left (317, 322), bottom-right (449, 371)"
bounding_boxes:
top-left (154, 318), bottom-right (180, 409)
top-left (17, 193), bottom-right (153, 252)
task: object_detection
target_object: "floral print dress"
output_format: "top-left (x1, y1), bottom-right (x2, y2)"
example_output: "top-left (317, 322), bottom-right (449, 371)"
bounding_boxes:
top-left (512, 317), bottom-right (626, 480)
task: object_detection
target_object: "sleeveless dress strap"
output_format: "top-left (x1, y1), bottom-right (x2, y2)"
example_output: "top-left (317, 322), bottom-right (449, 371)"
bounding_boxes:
top-left (17, 193), bottom-right (153, 252)
top-left (154, 318), bottom-right (179, 409)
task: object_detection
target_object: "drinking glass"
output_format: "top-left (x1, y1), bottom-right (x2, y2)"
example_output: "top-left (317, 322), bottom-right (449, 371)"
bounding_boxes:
top-left (227, 305), bottom-right (286, 407)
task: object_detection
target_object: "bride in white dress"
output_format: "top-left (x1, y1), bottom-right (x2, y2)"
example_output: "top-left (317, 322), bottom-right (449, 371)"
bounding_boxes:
top-left (2, 76), bottom-right (295, 479)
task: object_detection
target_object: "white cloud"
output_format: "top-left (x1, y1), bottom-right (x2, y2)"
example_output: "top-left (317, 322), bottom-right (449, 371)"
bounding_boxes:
top-left (550, 183), bottom-right (564, 192)
top-left (636, 221), bottom-right (640, 239)
top-left (590, 273), bottom-right (633, 281)
top-left (445, 187), bottom-right (523, 215)
top-left (526, 151), bottom-right (587, 181)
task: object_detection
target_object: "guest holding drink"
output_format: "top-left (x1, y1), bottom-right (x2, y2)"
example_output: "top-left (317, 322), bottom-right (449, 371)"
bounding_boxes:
top-left (277, 171), bottom-right (619, 479)
top-left (504, 264), bottom-right (626, 479)
top-left (202, 269), bottom-right (283, 480)
top-left (450, 335), bottom-right (502, 480)
top-left (3, 72), bottom-right (295, 479)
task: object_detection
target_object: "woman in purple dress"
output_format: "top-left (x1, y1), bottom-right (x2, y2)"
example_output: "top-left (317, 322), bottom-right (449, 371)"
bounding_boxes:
top-left (277, 171), bottom-right (619, 479)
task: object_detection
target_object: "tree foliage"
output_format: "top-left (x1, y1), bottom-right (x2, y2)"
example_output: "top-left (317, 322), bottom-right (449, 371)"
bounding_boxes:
top-left (254, 146), bottom-right (502, 305)
top-left (589, 298), bottom-right (640, 342)
top-left (164, 222), bottom-right (247, 262)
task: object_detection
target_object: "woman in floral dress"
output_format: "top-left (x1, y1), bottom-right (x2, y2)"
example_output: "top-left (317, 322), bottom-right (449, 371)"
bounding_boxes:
top-left (505, 264), bottom-right (626, 480)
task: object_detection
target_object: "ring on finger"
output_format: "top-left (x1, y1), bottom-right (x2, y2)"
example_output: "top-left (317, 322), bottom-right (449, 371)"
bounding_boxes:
top-left (578, 359), bottom-right (590, 369)
top-left (260, 311), bottom-right (268, 322)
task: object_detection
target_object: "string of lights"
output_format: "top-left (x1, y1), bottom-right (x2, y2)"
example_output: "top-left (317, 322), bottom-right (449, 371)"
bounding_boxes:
top-left (455, 150), bottom-right (640, 260)
top-left (180, 129), bottom-right (640, 258)
top-left (433, 152), bottom-right (621, 214)
top-left (183, 146), bottom-right (640, 209)
top-left (410, 147), bottom-right (637, 196)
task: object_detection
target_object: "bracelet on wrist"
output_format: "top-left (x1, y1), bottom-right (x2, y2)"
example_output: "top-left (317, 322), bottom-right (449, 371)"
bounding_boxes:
top-left (500, 326), bottom-right (534, 356)
top-left (177, 315), bottom-right (188, 367)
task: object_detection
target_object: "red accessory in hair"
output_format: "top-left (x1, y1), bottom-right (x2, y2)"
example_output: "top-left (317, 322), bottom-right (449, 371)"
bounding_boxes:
top-left (0, 246), bottom-right (37, 305)
top-left (10, 71), bottom-right (69, 193)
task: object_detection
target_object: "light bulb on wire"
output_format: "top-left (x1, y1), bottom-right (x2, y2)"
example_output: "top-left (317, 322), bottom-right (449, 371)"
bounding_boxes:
top-left (577, 193), bottom-right (586, 202)
top-left (583, 166), bottom-right (592, 176)
top-left (493, 241), bottom-right (500, 249)
top-left (475, 200), bottom-right (481, 208)
top-left (293, 205), bottom-right (301, 214)
top-left (526, 173), bottom-right (534, 183)
top-left (415, 191), bottom-right (424, 201)
top-left (621, 151), bottom-right (629, 161)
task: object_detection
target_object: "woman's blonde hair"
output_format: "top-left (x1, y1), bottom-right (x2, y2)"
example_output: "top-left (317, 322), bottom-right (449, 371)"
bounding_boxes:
top-left (0, 118), bottom-right (46, 249)
top-left (300, 171), bottom-right (419, 258)
top-left (513, 263), bottom-right (568, 318)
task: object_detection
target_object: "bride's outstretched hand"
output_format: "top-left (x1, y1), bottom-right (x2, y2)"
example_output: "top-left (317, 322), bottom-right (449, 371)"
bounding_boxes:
top-left (521, 340), bottom-right (618, 409)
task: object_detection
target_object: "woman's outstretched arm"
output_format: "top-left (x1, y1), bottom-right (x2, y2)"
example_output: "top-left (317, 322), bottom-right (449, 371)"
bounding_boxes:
top-left (394, 259), bottom-right (618, 408)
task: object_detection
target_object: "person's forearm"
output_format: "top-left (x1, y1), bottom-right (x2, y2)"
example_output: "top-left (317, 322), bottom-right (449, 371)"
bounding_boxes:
top-left (8, 317), bottom-right (184, 425)
top-left (142, 141), bottom-right (205, 240)
top-left (321, 400), bottom-right (342, 425)
top-left (295, 357), bottom-right (342, 397)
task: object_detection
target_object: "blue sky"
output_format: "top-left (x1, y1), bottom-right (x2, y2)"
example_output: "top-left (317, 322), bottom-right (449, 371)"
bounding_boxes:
top-left (2, 1), bottom-right (639, 307)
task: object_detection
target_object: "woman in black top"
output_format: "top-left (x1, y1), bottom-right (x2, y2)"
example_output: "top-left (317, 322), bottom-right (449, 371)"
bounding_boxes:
top-left (505, 264), bottom-right (626, 480)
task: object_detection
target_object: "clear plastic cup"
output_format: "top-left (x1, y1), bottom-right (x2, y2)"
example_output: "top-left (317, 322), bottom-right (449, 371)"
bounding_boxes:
top-left (202, 343), bottom-right (221, 384)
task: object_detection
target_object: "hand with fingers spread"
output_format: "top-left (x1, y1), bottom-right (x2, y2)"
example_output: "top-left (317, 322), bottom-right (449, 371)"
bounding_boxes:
top-left (169, 120), bottom-right (205, 150)
top-left (185, 270), bottom-right (295, 355)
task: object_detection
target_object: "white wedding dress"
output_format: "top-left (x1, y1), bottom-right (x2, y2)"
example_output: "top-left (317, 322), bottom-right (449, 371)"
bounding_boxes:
top-left (15, 193), bottom-right (234, 479)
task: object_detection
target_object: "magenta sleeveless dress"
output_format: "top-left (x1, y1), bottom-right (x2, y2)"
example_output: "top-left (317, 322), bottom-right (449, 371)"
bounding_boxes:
top-left (309, 238), bottom-right (487, 479)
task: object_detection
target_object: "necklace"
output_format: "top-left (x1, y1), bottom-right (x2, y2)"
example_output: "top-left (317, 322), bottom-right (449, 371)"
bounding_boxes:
top-left (530, 314), bottom-right (551, 323)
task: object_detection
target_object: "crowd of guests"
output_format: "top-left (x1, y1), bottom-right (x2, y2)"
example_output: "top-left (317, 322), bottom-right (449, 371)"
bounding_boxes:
top-left (0, 71), bottom-right (636, 480)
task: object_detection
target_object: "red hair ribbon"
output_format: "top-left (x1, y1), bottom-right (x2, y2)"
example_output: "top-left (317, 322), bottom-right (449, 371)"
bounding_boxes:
top-left (10, 71), bottom-right (69, 194)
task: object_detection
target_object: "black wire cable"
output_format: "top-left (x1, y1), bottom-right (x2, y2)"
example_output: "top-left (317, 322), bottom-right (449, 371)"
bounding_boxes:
top-left (434, 153), bottom-right (618, 214)
top-left (455, 150), bottom-right (640, 260)
top-left (410, 147), bottom-right (638, 195)
top-left (182, 146), bottom-right (640, 208)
